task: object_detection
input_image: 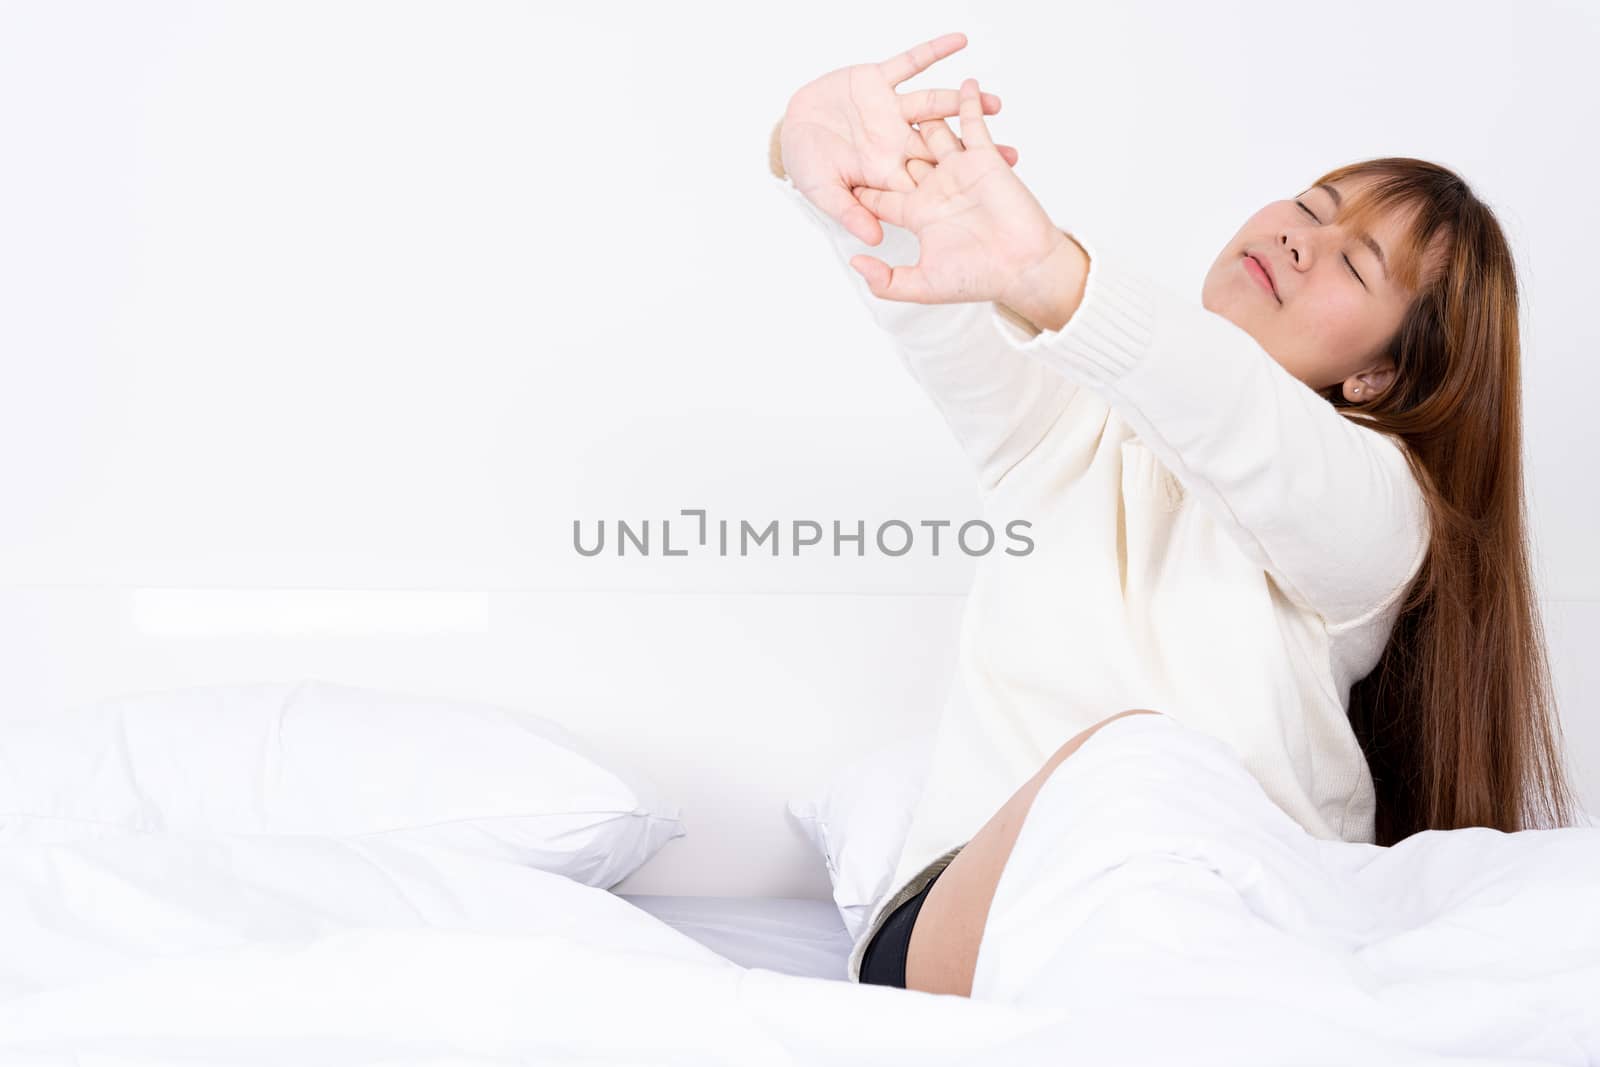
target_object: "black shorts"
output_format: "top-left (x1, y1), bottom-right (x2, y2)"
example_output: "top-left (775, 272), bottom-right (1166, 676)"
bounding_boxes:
top-left (858, 861), bottom-right (949, 988)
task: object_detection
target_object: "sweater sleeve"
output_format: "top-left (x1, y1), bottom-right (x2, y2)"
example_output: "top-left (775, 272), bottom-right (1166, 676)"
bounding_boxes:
top-left (986, 245), bottom-right (1431, 629)
top-left (772, 170), bottom-right (1083, 494)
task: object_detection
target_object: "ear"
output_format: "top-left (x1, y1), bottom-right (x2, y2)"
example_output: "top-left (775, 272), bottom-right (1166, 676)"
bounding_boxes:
top-left (1342, 359), bottom-right (1396, 403)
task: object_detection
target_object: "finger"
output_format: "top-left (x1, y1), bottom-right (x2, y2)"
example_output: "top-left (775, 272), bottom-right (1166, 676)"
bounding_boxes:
top-left (898, 88), bottom-right (1001, 124)
top-left (849, 254), bottom-right (935, 304)
top-left (878, 31), bottom-right (967, 87)
top-left (918, 116), bottom-right (963, 160)
top-left (811, 181), bottom-right (884, 246)
top-left (957, 78), bottom-right (995, 151)
top-left (853, 185), bottom-right (911, 229)
top-left (901, 124), bottom-right (937, 169)
top-left (996, 144), bottom-right (1019, 167)
top-left (906, 157), bottom-right (935, 184)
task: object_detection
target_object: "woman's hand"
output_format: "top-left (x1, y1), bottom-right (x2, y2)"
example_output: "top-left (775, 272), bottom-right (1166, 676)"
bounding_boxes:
top-left (780, 32), bottom-right (1018, 246)
top-left (848, 79), bottom-right (1089, 332)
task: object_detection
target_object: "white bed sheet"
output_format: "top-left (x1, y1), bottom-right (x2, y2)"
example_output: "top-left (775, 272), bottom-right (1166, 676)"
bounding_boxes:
top-left (614, 894), bottom-right (854, 980)
top-left (2, 712), bottom-right (1597, 1064)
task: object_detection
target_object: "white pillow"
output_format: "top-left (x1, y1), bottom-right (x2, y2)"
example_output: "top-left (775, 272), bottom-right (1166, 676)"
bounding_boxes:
top-left (787, 731), bottom-right (935, 940)
top-left (0, 678), bottom-right (683, 889)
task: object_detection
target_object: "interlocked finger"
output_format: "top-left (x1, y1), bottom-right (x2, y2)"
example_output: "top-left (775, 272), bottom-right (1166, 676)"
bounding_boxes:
top-left (957, 78), bottom-right (995, 151)
top-left (898, 87), bottom-right (1002, 125)
top-left (919, 116), bottom-right (964, 160)
top-left (853, 186), bottom-right (912, 229)
top-left (901, 124), bottom-right (938, 170)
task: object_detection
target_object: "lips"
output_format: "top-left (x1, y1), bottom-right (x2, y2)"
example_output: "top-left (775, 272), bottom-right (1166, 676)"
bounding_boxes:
top-left (1244, 251), bottom-right (1279, 301)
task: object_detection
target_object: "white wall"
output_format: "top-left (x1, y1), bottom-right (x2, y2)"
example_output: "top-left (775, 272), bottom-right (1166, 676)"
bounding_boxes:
top-left (2, 0), bottom-right (1596, 888)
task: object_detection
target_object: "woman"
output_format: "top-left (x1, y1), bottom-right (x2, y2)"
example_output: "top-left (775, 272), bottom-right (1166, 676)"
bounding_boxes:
top-left (768, 33), bottom-right (1578, 996)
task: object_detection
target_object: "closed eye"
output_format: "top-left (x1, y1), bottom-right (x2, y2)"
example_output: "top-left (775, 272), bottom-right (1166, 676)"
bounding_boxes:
top-left (1296, 199), bottom-right (1367, 290)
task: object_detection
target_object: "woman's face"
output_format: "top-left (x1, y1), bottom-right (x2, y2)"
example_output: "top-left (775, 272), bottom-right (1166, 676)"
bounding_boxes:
top-left (1201, 176), bottom-right (1417, 401)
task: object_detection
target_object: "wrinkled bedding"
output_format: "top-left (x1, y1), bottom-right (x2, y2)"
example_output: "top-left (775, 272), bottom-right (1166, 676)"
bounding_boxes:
top-left (2, 713), bottom-right (1595, 1065)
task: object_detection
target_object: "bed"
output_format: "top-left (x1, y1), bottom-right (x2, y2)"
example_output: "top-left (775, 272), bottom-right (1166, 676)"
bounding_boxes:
top-left (2, 587), bottom-right (1597, 1064)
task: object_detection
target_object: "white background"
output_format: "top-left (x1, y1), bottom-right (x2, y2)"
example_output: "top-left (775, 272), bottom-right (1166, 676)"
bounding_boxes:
top-left (2, 0), bottom-right (1596, 893)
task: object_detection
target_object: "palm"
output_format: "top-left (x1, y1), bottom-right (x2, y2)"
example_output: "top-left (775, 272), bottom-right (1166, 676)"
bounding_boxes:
top-left (845, 80), bottom-right (1066, 309)
top-left (784, 70), bottom-right (901, 183)
top-left (780, 33), bottom-right (1009, 245)
top-left (885, 148), bottom-right (1059, 304)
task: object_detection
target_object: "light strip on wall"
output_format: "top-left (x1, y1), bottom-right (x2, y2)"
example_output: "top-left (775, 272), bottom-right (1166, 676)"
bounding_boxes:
top-left (130, 589), bottom-right (492, 637)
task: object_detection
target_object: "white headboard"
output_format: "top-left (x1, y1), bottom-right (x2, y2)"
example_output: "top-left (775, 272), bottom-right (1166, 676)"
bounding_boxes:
top-left (0, 584), bottom-right (969, 899)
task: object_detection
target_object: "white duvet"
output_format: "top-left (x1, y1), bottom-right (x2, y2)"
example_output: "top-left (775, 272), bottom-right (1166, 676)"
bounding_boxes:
top-left (2, 713), bottom-right (1595, 1066)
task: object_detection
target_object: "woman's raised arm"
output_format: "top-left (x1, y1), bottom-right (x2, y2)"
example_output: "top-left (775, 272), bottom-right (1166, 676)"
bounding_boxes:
top-left (767, 36), bottom-right (1096, 495)
top-left (771, 118), bottom-right (1084, 495)
top-left (851, 78), bottom-right (1432, 627)
top-left (989, 253), bottom-right (1432, 627)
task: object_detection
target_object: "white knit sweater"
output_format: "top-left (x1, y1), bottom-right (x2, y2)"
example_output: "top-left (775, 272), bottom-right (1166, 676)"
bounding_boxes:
top-left (768, 167), bottom-right (1431, 984)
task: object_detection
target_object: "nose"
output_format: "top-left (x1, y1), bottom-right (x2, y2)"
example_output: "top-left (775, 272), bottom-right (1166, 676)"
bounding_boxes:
top-left (1280, 231), bottom-right (1305, 267)
top-left (1280, 229), bottom-right (1309, 270)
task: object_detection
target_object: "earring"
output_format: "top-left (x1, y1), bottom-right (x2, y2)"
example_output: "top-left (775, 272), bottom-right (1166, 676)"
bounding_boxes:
top-left (1352, 385), bottom-right (1363, 396)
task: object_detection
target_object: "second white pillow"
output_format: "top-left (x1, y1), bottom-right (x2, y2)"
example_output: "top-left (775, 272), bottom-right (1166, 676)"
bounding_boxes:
top-left (787, 730), bottom-right (935, 941)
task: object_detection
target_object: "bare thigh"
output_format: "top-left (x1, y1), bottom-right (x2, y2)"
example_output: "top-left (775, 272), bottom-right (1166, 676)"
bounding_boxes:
top-left (903, 708), bottom-right (1163, 997)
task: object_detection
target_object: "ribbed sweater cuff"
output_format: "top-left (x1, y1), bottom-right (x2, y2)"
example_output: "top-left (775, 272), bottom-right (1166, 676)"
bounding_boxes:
top-left (988, 236), bottom-right (1163, 385)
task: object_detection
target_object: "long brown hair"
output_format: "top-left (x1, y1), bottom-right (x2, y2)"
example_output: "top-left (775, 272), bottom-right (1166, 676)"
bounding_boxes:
top-left (1306, 157), bottom-right (1578, 845)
